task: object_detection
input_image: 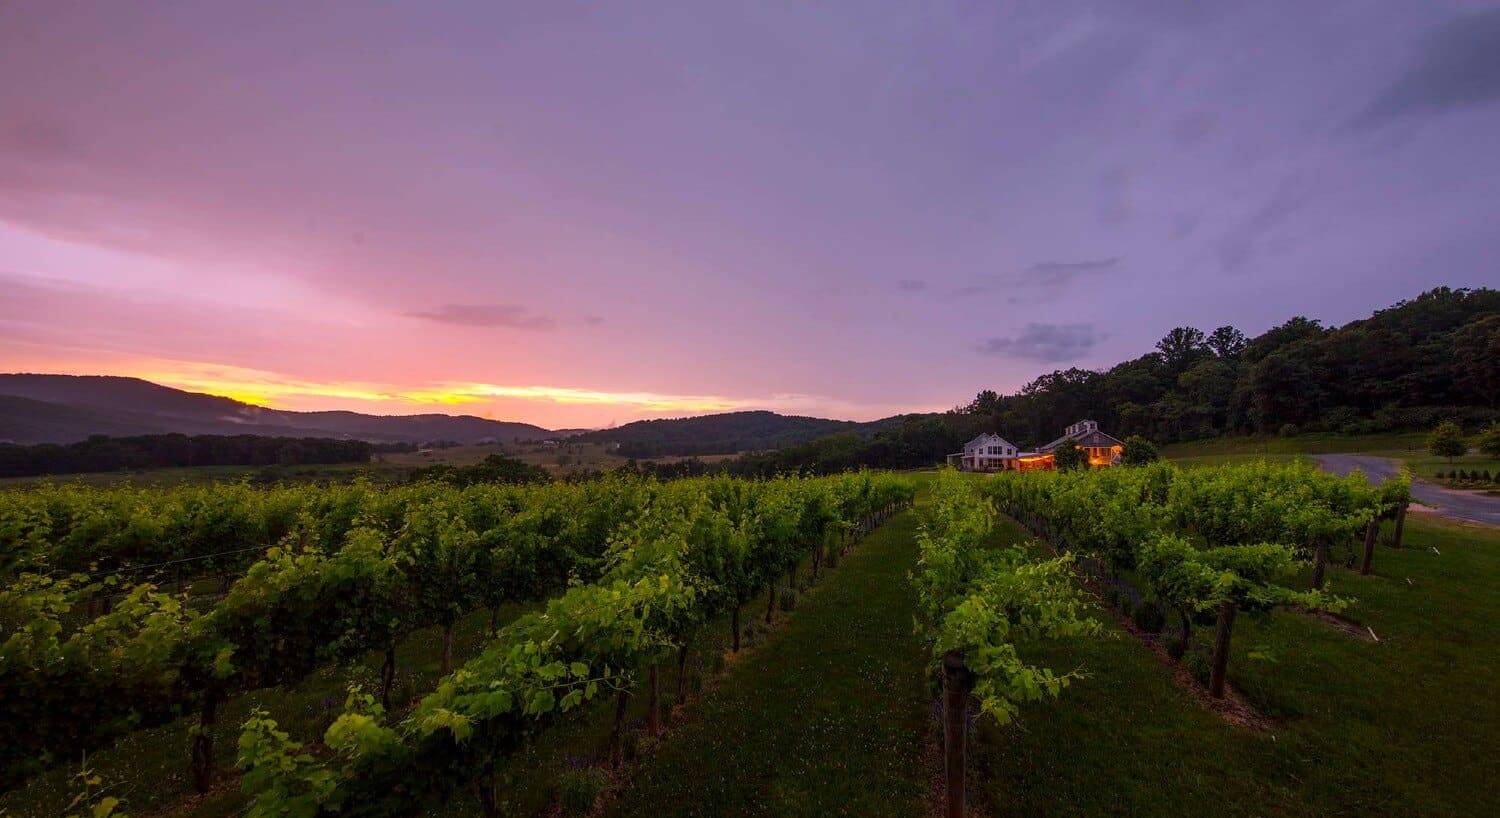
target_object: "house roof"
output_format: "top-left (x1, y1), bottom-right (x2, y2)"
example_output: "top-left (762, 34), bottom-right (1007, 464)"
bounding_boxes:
top-left (1039, 425), bottom-right (1124, 452)
top-left (964, 432), bottom-right (1016, 451)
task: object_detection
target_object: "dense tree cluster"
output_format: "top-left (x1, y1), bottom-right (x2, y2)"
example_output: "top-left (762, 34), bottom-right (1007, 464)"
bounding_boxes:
top-left (406, 454), bottom-right (552, 486)
top-left (0, 433), bottom-right (376, 479)
top-left (959, 287), bottom-right (1498, 444)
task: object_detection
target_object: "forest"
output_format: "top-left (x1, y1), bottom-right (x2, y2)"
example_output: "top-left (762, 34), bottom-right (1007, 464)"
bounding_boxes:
top-left (0, 433), bottom-right (384, 479)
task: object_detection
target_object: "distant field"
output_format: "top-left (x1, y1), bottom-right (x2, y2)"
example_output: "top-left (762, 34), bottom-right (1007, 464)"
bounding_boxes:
top-left (0, 440), bottom-right (742, 488)
top-left (1161, 432), bottom-right (1428, 460)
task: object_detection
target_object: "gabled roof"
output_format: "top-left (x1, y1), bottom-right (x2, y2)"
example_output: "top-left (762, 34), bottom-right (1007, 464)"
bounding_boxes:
top-left (1038, 423), bottom-right (1124, 452)
top-left (964, 432), bottom-right (1016, 451)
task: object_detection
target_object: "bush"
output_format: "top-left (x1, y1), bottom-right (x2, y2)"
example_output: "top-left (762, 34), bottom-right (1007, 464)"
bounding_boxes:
top-left (1278, 423), bottom-right (1299, 438)
top-left (1477, 422), bottom-right (1500, 459)
top-left (1429, 420), bottom-right (1467, 462)
top-left (1181, 648), bottom-right (1213, 687)
top-left (556, 767), bottom-right (609, 817)
top-left (779, 588), bottom-right (799, 612)
top-left (1121, 435), bottom-right (1160, 465)
top-left (711, 653), bottom-right (727, 675)
top-left (1131, 600), bottom-right (1167, 634)
top-left (1434, 471), bottom-right (1445, 480)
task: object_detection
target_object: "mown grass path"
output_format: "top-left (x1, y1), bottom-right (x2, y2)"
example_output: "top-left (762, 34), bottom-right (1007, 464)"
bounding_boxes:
top-left (606, 510), bottom-right (931, 818)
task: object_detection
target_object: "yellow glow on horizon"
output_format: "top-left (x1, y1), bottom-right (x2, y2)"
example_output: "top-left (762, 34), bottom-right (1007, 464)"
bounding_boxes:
top-left (128, 362), bottom-right (753, 415)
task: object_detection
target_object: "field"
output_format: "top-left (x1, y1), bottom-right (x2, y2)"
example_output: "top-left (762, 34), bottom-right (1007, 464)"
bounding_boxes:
top-left (1, 452), bottom-right (1496, 817)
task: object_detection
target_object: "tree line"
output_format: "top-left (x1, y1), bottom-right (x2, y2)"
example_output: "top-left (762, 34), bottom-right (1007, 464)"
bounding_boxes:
top-left (0, 433), bottom-right (385, 478)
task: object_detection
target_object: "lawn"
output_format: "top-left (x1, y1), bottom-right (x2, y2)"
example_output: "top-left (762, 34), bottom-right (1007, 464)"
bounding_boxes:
top-left (971, 511), bottom-right (1499, 817)
top-left (605, 506), bottom-right (932, 817)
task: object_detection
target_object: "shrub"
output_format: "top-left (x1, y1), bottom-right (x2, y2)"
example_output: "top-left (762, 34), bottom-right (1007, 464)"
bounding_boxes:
top-left (1131, 600), bottom-right (1167, 634)
top-left (1434, 471), bottom-right (1445, 480)
top-left (1477, 422), bottom-right (1500, 459)
top-left (1484, 470), bottom-right (1494, 482)
top-left (1121, 435), bottom-right (1160, 465)
top-left (556, 767), bottom-right (608, 817)
top-left (1449, 470), bottom-right (1458, 480)
top-left (779, 588), bottom-right (799, 612)
top-left (711, 653), bottom-right (727, 675)
top-left (1429, 420), bottom-right (1467, 462)
top-left (1181, 648), bottom-right (1213, 687)
top-left (1278, 423), bottom-right (1299, 438)
top-left (1459, 469), bottom-right (1470, 482)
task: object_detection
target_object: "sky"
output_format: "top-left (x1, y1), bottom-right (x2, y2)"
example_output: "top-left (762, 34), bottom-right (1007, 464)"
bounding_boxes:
top-left (2, 1), bottom-right (1499, 429)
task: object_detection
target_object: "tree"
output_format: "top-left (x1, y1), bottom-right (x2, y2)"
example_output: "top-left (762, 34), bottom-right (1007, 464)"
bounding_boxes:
top-left (1121, 435), bottom-right (1159, 465)
top-left (1428, 421), bottom-right (1467, 463)
top-left (1053, 442), bottom-right (1087, 471)
top-left (1476, 422), bottom-right (1500, 459)
top-left (1206, 325), bottom-right (1247, 358)
top-left (1155, 327), bottom-right (1208, 372)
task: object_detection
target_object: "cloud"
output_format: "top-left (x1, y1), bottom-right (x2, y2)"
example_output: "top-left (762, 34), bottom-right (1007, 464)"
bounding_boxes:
top-left (1349, 9), bottom-right (1500, 129)
top-left (1215, 180), bottom-right (1311, 272)
top-left (949, 257), bottom-right (1120, 301)
top-left (1025, 256), bottom-right (1121, 285)
top-left (405, 303), bottom-right (556, 330)
top-left (976, 323), bottom-right (1105, 362)
top-left (895, 279), bottom-right (928, 292)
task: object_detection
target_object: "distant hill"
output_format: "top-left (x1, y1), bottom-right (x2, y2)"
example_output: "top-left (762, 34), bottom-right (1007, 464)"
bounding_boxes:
top-left (0, 375), bottom-right (552, 445)
top-left (573, 410), bottom-right (904, 457)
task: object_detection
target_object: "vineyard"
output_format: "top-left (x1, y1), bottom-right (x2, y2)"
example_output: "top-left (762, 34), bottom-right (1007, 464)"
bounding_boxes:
top-left (0, 473), bottom-right (914, 815)
top-left (1, 460), bottom-right (1494, 817)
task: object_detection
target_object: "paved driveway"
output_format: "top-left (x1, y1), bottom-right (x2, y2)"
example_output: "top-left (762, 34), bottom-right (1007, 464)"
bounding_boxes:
top-left (1315, 454), bottom-right (1500, 526)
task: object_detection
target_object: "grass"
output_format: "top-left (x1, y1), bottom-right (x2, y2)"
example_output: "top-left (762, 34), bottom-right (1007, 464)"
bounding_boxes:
top-left (605, 509), bottom-right (932, 818)
top-left (1160, 432), bottom-right (1428, 460)
top-left (971, 511), bottom-right (1499, 817)
top-left (0, 513), bottom-right (908, 818)
top-left (0, 604), bottom-right (527, 816)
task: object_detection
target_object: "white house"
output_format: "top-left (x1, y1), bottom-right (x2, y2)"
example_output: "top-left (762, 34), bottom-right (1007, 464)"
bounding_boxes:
top-left (947, 433), bottom-right (1019, 472)
top-left (1038, 419), bottom-right (1125, 467)
top-left (947, 420), bottom-right (1126, 471)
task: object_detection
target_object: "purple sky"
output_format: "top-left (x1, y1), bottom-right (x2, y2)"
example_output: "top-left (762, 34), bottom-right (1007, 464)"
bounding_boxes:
top-left (3, 1), bottom-right (1498, 427)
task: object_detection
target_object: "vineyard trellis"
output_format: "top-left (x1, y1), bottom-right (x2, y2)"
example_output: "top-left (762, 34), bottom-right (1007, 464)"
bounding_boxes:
top-left (0, 471), bottom-right (915, 812)
top-left (984, 460), bottom-right (1405, 699)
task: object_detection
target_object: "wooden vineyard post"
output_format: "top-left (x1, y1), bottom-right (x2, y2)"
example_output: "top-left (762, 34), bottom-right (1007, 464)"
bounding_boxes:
top-left (731, 603), bottom-right (741, 652)
top-left (381, 642), bottom-right (397, 711)
top-left (1310, 540), bottom-right (1330, 590)
top-left (608, 689), bottom-right (629, 769)
top-left (1360, 519), bottom-right (1379, 576)
top-left (765, 585), bottom-right (776, 624)
top-left (675, 641), bottom-right (691, 705)
top-left (190, 689), bottom-right (220, 794)
top-left (1208, 600), bottom-right (1237, 699)
top-left (648, 664), bottom-right (661, 738)
top-left (1391, 501), bottom-right (1408, 549)
top-left (942, 652), bottom-right (973, 818)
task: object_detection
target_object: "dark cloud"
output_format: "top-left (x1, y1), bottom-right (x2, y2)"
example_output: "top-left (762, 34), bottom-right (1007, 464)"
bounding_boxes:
top-left (405, 303), bottom-right (556, 330)
top-left (976, 323), bottom-right (1105, 363)
top-left (1026, 256), bottom-right (1121, 285)
top-left (948, 257), bottom-right (1120, 302)
top-left (895, 279), bottom-right (928, 292)
top-left (1216, 180), bottom-right (1310, 272)
top-left (1350, 9), bottom-right (1500, 129)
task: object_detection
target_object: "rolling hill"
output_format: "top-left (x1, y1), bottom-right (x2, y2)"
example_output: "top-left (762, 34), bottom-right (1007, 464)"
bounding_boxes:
top-left (573, 410), bottom-right (907, 457)
top-left (0, 375), bottom-right (552, 445)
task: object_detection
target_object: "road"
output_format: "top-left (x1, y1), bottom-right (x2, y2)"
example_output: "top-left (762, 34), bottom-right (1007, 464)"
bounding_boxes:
top-left (1315, 454), bottom-right (1500, 526)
